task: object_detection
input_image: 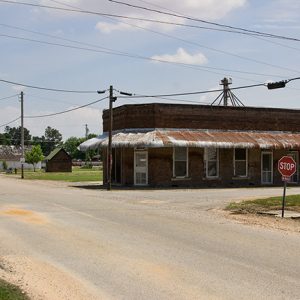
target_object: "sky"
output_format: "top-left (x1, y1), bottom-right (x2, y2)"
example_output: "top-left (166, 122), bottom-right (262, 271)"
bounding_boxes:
top-left (0, 0), bottom-right (300, 140)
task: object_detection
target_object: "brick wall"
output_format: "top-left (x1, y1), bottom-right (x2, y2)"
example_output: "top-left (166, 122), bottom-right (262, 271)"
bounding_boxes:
top-left (115, 147), bottom-right (299, 187)
top-left (103, 103), bottom-right (300, 132)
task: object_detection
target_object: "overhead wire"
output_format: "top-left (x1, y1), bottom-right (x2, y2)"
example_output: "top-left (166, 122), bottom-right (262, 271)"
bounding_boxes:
top-left (109, 0), bottom-right (300, 42)
top-left (24, 96), bottom-right (108, 118)
top-left (0, 116), bottom-right (21, 128)
top-left (0, 0), bottom-right (299, 79)
top-left (1, 0), bottom-right (300, 42)
top-left (0, 78), bottom-right (99, 93)
top-left (0, 27), bottom-right (289, 79)
top-left (0, 93), bottom-right (19, 101)
top-left (133, 0), bottom-right (300, 53)
top-left (118, 83), bottom-right (266, 99)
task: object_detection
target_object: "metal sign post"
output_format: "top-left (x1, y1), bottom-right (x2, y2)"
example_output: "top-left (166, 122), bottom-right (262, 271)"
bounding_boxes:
top-left (281, 176), bottom-right (290, 218)
top-left (278, 156), bottom-right (297, 218)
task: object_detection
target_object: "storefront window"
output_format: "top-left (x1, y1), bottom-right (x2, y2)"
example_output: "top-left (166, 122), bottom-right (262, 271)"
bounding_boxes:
top-left (234, 148), bottom-right (248, 177)
top-left (204, 148), bottom-right (219, 178)
top-left (173, 148), bottom-right (188, 177)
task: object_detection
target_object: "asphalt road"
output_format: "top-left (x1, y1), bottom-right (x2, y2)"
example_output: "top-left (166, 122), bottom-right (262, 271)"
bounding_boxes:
top-left (0, 176), bottom-right (299, 299)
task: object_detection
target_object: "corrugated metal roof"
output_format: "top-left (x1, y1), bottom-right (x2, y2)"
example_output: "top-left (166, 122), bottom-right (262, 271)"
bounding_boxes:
top-left (79, 129), bottom-right (300, 151)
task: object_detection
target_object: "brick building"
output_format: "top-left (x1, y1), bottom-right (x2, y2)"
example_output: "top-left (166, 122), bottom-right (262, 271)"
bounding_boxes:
top-left (80, 103), bottom-right (300, 187)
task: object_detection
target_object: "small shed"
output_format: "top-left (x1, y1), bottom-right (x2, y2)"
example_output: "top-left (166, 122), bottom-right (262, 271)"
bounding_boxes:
top-left (45, 148), bottom-right (72, 172)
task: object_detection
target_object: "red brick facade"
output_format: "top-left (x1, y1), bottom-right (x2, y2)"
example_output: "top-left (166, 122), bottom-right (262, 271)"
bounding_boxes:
top-left (103, 103), bottom-right (300, 132)
top-left (102, 104), bottom-right (300, 187)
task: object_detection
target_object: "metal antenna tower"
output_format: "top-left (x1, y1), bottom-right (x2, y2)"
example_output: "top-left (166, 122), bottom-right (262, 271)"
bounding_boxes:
top-left (211, 78), bottom-right (245, 106)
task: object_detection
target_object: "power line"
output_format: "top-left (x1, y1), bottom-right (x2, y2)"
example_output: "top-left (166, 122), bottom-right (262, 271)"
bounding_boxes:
top-left (1, 2), bottom-right (295, 77)
top-left (1, 0), bottom-right (299, 42)
top-left (24, 96), bottom-right (108, 118)
top-left (109, 0), bottom-right (300, 42)
top-left (0, 32), bottom-right (292, 80)
top-left (47, 0), bottom-right (300, 77)
top-left (0, 116), bottom-right (21, 128)
top-left (118, 83), bottom-right (266, 99)
top-left (0, 78), bottom-right (99, 93)
top-left (0, 94), bottom-right (19, 101)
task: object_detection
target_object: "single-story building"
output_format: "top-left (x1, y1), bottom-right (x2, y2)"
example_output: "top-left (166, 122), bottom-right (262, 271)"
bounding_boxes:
top-left (45, 148), bottom-right (72, 172)
top-left (79, 103), bottom-right (300, 187)
top-left (0, 145), bottom-right (41, 171)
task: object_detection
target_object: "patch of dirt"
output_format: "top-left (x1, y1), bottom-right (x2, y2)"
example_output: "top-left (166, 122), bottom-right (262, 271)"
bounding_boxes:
top-left (0, 256), bottom-right (104, 300)
top-left (0, 208), bottom-right (48, 225)
top-left (219, 209), bottom-right (300, 233)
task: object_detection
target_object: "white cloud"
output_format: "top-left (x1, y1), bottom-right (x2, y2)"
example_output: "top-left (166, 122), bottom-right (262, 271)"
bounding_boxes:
top-left (151, 48), bottom-right (208, 65)
top-left (38, 0), bottom-right (247, 32)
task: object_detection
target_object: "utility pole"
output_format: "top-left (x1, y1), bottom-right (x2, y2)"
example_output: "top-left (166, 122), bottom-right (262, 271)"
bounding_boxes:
top-left (20, 91), bottom-right (24, 179)
top-left (85, 124), bottom-right (89, 139)
top-left (107, 85), bottom-right (116, 191)
top-left (84, 124), bottom-right (89, 165)
top-left (105, 86), bottom-right (132, 190)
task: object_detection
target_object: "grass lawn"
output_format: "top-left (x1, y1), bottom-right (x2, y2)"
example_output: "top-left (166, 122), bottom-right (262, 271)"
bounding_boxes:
top-left (226, 194), bottom-right (300, 213)
top-left (0, 279), bottom-right (30, 300)
top-left (4, 167), bottom-right (103, 182)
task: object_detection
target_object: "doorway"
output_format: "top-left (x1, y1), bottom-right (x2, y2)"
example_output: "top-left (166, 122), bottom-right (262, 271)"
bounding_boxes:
top-left (261, 151), bottom-right (273, 184)
top-left (134, 150), bottom-right (148, 186)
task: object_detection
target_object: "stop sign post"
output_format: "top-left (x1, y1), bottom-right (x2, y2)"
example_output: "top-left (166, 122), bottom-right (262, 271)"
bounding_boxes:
top-left (278, 156), bottom-right (297, 218)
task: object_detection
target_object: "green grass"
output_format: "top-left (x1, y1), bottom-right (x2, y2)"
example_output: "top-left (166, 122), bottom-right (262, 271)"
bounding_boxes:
top-left (0, 279), bottom-right (30, 300)
top-left (5, 167), bottom-right (103, 182)
top-left (226, 194), bottom-right (300, 213)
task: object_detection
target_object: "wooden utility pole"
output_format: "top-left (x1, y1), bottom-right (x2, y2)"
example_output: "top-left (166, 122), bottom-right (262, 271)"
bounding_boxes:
top-left (107, 85), bottom-right (115, 191)
top-left (85, 124), bottom-right (89, 164)
top-left (20, 91), bottom-right (24, 179)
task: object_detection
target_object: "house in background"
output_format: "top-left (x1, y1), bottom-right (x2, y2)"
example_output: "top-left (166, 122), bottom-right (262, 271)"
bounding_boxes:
top-left (80, 103), bottom-right (300, 187)
top-left (45, 148), bottom-right (72, 172)
top-left (0, 145), bottom-right (42, 171)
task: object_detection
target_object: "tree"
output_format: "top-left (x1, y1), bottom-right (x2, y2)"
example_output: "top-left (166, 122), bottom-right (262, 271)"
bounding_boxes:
top-left (42, 126), bottom-right (63, 156)
top-left (25, 145), bottom-right (44, 172)
top-left (0, 132), bottom-right (10, 145)
top-left (63, 137), bottom-right (85, 160)
top-left (3, 126), bottom-right (31, 146)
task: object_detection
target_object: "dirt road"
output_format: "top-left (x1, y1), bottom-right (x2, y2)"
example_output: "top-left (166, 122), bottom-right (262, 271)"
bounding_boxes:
top-left (0, 176), bottom-right (299, 299)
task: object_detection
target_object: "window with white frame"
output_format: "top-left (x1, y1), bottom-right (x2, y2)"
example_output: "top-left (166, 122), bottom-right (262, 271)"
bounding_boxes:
top-left (204, 148), bottom-right (219, 178)
top-left (173, 147), bottom-right (188, 177)
top-left (234, 148), bottom-right (248, 177)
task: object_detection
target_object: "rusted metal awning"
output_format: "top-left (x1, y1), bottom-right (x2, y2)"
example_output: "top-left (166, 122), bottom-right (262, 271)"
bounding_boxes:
top-left (79, 129), bottom-right (300, 151)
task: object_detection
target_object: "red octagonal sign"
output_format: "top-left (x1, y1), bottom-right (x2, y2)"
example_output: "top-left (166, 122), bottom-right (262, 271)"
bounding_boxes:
top-left (278, 156), bottom-right (297, 177)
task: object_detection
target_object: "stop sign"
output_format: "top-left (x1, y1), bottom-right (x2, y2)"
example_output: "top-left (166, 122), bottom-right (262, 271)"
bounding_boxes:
top-left (278, 156), bottom-right (297, 177)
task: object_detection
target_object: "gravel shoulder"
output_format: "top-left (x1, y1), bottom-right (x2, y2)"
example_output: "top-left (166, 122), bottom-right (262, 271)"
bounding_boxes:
top-left (218, 209), bottom-right (300, 233)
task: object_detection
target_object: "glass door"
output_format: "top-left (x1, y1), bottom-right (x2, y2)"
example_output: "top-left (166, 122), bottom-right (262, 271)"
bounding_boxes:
top-left (134, 150), bottom-right (148, 186)
top-left (261, 152), bottom-right (273, 184)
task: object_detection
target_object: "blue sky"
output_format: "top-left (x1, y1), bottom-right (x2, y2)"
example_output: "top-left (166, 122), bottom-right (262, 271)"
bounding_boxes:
top-left (0, 0), bottom-right (300, 140)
